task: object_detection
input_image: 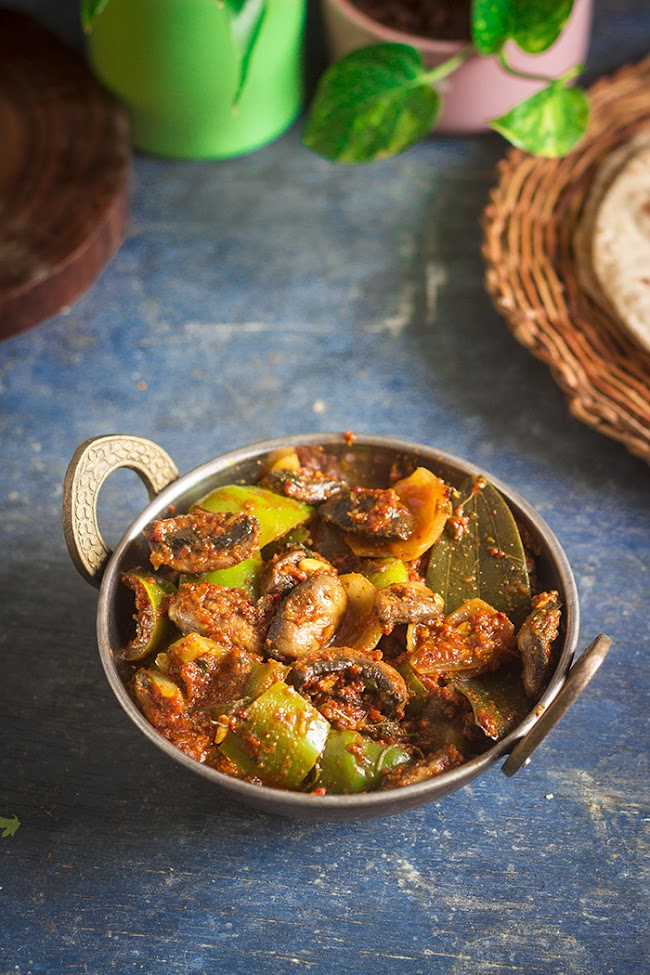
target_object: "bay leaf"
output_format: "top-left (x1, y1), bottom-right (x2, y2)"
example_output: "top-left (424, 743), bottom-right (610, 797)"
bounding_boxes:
top-left (453, 668), bottom-right (530, 740)
top-left (426, 477), bottom-right (531, 625)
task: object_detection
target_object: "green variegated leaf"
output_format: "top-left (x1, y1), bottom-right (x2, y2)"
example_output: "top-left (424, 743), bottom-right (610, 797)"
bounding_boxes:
top-left (303, 44), bottom-right (440, 163)
top-left (471, 0), bottom-right (512, 55)
top-left (490, 81), bottom-right (589, 157)
top-left (81, 0), bottom-right (111, 32)
top-left (426, 477), bottom-right (531, 625)
top-left (472, 0), bottom-right (575, 55)
top-left (509, 0), bottom-right (575, 53)
top-left (220, 0), bottom-right (267, 104)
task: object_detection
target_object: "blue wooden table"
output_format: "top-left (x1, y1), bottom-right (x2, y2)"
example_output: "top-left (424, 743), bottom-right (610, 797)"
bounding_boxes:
top-left (2, 3), bottom-right (649, 973)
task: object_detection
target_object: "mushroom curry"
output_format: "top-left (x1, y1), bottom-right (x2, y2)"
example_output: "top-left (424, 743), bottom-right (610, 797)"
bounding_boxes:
top-left (120, 441), bottom-right (561, 794)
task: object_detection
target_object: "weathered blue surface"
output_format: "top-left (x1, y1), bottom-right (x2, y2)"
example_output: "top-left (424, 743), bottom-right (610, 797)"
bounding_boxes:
top-left (1, 2), bottom-right (649, 974)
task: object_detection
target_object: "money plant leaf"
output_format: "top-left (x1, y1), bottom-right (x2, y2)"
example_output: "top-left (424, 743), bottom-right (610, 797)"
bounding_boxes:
top-left (472, 0), bottom-right (576, 55)
top-left (471, 0), bottom-right (513, 54)
top-left (81, 0), bottom-right (111, 32)
top-left (508, 0), bottom-right (576, 53)
top-left (303, 44), bottom-right (441, 163)
top-left (490, 81), bottom-right (589, 157)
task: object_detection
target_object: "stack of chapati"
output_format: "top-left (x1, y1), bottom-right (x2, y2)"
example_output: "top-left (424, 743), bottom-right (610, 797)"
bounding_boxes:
top-left (574, 131), bottom-right (650, 354)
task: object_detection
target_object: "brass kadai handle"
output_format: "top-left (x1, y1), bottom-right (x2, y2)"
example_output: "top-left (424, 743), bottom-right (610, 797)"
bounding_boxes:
top-left (501, 633), bottom-right (612, 776)
top-left (63, 434), bottom-right (179, 588)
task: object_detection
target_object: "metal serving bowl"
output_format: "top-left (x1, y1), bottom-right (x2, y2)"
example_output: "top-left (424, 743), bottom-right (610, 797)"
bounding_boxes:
top-left (63, 433), bottom-right (610, 820)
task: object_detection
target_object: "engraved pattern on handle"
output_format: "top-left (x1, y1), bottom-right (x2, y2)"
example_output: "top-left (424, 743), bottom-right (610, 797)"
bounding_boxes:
top-left (63, 435), bottom-right (179, 588)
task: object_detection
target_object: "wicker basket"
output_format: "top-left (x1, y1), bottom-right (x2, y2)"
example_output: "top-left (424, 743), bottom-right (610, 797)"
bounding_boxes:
top-left (483, 56), bottom-right (650, 465)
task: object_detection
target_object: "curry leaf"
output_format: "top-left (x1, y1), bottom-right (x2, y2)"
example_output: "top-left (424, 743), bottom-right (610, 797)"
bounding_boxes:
top-left (81, 0), bottom-right (111, 32)
top-left (0, 814), bottom-right (21, 838)
top-left (490, 80), bottom-right (589, 157)
top-left (452, 669), bottom-right (530, 740)
top-left (219, 0), bottom-right (267, 105)
top-left (426, 477), bottom-right (531, 625)
top-left (303, 44), bottom-right (441, 163)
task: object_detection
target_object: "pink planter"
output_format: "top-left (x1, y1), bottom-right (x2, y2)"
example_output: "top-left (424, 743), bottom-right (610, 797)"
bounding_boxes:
top-left (320, 0), bottom-right (594, 133)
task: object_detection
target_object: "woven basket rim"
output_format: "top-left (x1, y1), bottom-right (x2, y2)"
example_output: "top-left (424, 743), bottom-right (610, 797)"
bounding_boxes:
top-left (483, 55), bottom-right (650, 465)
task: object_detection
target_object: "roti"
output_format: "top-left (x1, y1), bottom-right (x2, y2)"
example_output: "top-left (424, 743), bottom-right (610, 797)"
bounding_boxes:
top-left (574, 132), bottom-right (650, 353)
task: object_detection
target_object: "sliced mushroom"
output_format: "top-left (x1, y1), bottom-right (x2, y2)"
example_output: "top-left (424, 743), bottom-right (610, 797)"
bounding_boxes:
top-left (380, 743), bottom-right (464, 790)
top-left (168, 581), bottom-right (268, 655)
top-left (288, 647), bottom-right (408, 728)
top-left (375, 582), bottom-right (444, 633)
top-left (320, 487), bottom-right (414, 541)
top-left (145, 509), bottom-right (260, 574)
top-left (517, 590), bottom-right (562, 697)
top-left (258, 545), bottom-right (337, 598)
top-left (345, 467), bottom-right (452, 560)
top-left (262, 467), bottom-right (345, 504)
top-left (265, 573), bottom-right (348, 661)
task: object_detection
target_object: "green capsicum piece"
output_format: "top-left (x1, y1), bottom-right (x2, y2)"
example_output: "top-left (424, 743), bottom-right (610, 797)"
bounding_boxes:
top-left (244, 660), bottom-right (290, 700)
top-left (219, 681), bottom-right (329, 789)
top-left (316, 729), bottom-right (411, 794)
top-left (365, 557), bottom-right (410, 590)
top-left (121, 569), bottom-right (177, 661)
top-left (395, 659), bottom-right (431, 716)
top-left (181, 553), bottom-right (264, 600)
top-left (193, 484), bottom-right (314, 548)
top-left (131, 666), bottom-right (186, 724)
top-left (261, 524), bottom-right (312, 560)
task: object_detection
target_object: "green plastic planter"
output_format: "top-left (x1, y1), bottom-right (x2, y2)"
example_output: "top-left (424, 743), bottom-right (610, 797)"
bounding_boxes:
top-left (86, 0), bottom-right (306, 159)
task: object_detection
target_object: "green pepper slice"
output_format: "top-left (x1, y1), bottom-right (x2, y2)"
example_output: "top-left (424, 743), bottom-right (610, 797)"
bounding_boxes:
top-left (316, 729), bottom-right (411, 794)
top-left (131, 667), bottom-right (186, 725)
top-left (261, 525), bottom-right (312, 560)
top-left (160, 631), bottom-right (231, 668)
top-left (244, 660), bottom-right (290, 700)
top-left (181, 553), bottom-right (264, 600)
top-left (365, 557), bottom-right (410, 590)
top-left (219, 682), bottom-right (329, 789)
top-left (121, 570), bottom-right (176, 661)
top-left (395, 660), bottom-right (431, 716)
top-left (194, 484), bottom-right (314, 548)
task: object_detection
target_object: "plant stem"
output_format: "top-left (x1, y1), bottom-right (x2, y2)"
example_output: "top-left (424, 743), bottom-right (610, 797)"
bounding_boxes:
top-left (419, 44), bottom-right (475, 86)
top-left (497, 49), bottom-right (584, 86)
